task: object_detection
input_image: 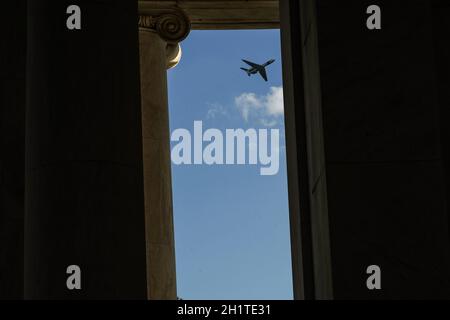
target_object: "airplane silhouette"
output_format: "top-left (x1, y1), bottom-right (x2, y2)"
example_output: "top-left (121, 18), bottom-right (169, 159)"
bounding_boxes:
top-left (240, 59), bottom-right (275, 82)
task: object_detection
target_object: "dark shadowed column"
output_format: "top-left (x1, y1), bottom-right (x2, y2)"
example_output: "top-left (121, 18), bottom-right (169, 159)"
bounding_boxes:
top-left (281, 0), bottom-right (450, 299)
top-left (0, 0), bottom-right (27, 299)
top-left (25, 0), bottom-right (147, 299)
top-left (316, 0), bottom-right (450, 299)
top-left (280, 0), bottom-right (333, 300)
top-left (432, 1), bottom-right (450, 252)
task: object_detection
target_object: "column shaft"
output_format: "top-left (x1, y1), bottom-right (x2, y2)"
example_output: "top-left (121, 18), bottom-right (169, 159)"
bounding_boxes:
top-left (25, 1), bottom-right (147, 299)
top-left (139, 28), bottom-right (177, 300)
top-left (281, 0), bottom-right (450, 299)
top-left (0, 0), bottom-right (27, 299)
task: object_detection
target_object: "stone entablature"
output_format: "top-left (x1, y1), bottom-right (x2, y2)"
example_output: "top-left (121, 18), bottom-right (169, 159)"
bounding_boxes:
top-left (139, 0), bottom-right (279, 30)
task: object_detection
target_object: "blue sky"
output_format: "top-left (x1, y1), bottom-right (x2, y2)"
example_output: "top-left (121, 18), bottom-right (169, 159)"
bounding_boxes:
top-left (167, 29), bottom-right (292, 300)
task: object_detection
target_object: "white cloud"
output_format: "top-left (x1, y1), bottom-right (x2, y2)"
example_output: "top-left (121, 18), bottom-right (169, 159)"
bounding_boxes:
top-left (206, 102), bottom-right (228, 119)
top-left (265, 87), bottom-right (284, 116)
top-left (234, 86), bottom-right (284, 125)
top-left (234, 92), bottom-right (263, 121)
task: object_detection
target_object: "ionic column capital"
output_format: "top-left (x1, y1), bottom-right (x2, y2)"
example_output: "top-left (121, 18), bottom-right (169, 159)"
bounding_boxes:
top-left (138, 8), bottom-right (191, 44)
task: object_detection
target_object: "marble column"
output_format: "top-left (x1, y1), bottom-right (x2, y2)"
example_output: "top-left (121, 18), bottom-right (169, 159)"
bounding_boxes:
top-left (138, 9), bottom-right (190, 300)
top-left (280, 0), bottom-right (450, 299)
top-left (0, 0), bottom-right (26, 299)
top-left (25, 1), bottom-right (147, 299)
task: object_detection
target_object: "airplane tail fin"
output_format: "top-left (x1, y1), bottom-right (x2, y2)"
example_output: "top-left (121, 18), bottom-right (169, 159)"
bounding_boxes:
top-left (240, 67), bottom-right (251, 76)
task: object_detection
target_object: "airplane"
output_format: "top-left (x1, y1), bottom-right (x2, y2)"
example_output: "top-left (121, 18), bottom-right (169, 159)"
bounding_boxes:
top-left (240, 59), bottom-right (275, 82)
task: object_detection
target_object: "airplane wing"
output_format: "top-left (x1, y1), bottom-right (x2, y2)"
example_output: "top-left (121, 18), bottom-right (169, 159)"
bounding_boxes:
top-left (258, 67), bottom-right (268, 81)
top-left (242, 59), bottom-right (260, 68)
